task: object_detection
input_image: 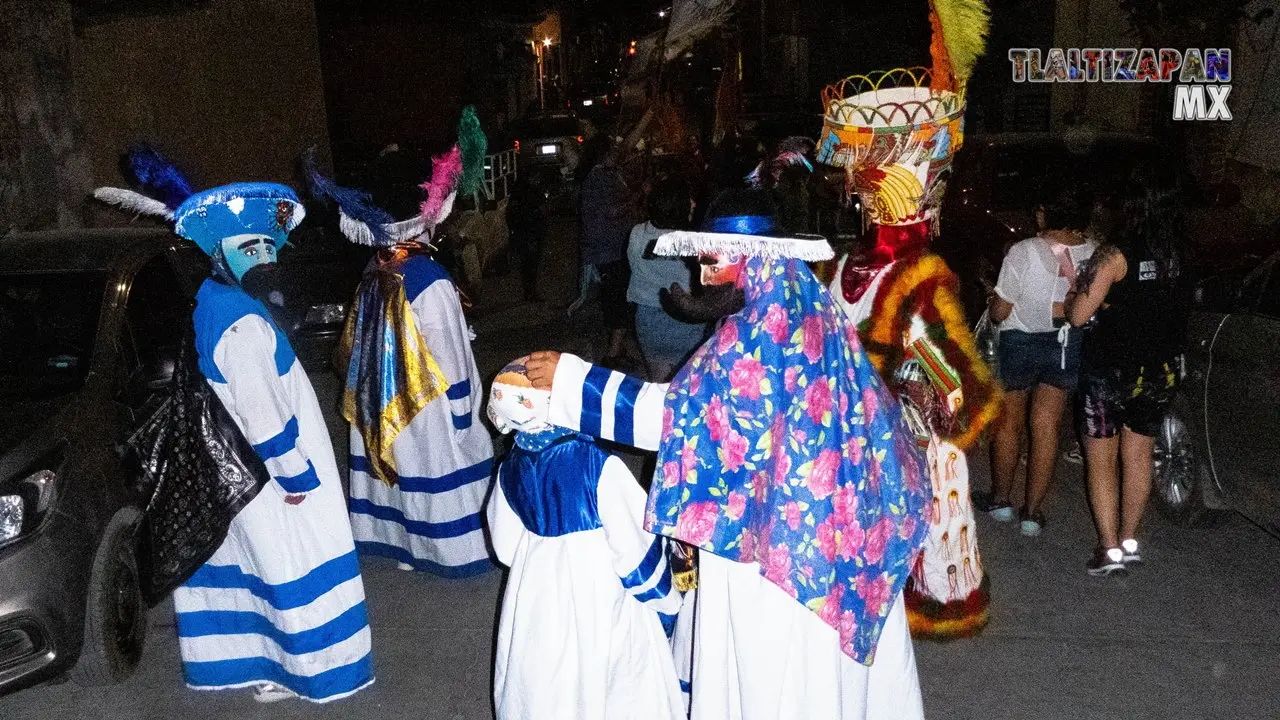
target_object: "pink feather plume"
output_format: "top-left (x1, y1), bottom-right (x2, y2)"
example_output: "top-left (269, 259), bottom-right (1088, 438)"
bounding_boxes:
top-left (420, 145), bottom-right (464, 225)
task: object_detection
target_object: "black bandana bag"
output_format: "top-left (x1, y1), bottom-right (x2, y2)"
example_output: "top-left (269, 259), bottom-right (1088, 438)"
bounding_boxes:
top-left (125, 329), bottom-right (270, 605)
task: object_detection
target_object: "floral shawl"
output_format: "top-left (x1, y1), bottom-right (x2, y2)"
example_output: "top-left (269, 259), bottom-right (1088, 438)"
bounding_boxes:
top-left (646, 255), bottom-right (931, 664)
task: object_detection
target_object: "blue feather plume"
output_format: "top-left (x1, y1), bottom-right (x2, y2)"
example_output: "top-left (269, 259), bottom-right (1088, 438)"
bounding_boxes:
top-left (301, 147), bottom-right (396, 246)
top-left (126, 144), bottom-right (194, 210)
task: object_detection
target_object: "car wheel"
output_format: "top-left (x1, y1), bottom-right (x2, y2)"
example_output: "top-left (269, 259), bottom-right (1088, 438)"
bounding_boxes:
top-left (1151, 410), bottom-right (1224, 528)
top-left (70, 508), bottom-right (147, 686)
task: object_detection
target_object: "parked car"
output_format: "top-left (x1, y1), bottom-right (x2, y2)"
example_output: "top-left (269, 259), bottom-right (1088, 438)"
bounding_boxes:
top-left (0, 223), bottom-right (354, 697)
top-left (511, 112), bottom-right (589, 179)
top-left (1152, 249), bottom-right (1280, 534)
top-left (0, 227), bottom-right (187, 696)
top-left (933, 131), bottom-right (1169, 321)
top-left (568, 81), bottom-right (621, 121)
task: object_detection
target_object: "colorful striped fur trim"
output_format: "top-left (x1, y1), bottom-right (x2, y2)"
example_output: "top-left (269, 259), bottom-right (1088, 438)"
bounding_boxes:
top-left (904, 573), bottom-right (991, 639)
top-left (858, 252), bottom-right (1001, 449)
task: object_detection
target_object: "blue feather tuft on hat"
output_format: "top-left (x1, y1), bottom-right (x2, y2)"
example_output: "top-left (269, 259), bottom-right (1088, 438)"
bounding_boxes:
top-left (126, 144), bottom-right (195, 210)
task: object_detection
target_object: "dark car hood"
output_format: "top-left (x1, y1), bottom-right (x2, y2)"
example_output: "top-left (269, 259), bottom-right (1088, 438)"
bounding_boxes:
top-left (0, 395), bottom-right (71, 461)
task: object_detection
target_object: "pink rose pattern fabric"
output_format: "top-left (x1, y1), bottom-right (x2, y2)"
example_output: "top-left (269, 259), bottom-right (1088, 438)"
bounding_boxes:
top-left (646, 256), bottom-right (930, 664)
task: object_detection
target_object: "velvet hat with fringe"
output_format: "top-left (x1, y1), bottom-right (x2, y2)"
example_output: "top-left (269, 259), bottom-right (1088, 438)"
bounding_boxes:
top-left (304, 106), bottom-right (487, 248)
top-left (173, 183), bottom-right (305, 256)
top-left (654, 188), bottom-right (833, 262)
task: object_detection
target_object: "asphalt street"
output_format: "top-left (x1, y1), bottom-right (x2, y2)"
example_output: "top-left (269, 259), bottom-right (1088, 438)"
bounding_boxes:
top-left (4, 216), bottom-right (1279, 719)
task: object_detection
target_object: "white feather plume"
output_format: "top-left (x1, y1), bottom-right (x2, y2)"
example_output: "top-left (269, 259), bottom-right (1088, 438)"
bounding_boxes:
top-left (92, 187), bottom-right (175, 221)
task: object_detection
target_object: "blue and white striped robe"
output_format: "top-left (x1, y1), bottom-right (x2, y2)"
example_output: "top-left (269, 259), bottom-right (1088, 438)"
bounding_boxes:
top-left (487, 432), bottom-right (685, 719)
top-left (347, 256), bottom-right (494, 576)
top-left (176, 279), bottom-right (374, 703)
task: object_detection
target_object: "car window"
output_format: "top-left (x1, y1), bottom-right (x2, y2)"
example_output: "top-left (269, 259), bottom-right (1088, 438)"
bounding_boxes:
top-left (125, 256), bottom-right (189, 377)
top-left (0, 271), bottom-right (106, 398)
top-left (170, 242), bottom-right (211, 298)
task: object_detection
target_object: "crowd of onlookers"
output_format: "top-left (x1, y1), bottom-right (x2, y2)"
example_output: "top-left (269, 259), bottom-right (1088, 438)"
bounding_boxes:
top-left (973, 167), bottom-right (1192, 575)
top-left (507, 132), bottom-right (775, 382)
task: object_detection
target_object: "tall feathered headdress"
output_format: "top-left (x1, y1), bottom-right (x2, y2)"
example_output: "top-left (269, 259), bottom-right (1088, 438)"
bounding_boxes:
top-left (456, 105), bottom-right (487, 197)
top-left (92, 144), bottom-right (195, 221)
top-left (928, 0), bottom-right (991, 92)
top-left (302, 148), bottom-right (404, 247)
top-left (309, 106), bottom-right (488, 247)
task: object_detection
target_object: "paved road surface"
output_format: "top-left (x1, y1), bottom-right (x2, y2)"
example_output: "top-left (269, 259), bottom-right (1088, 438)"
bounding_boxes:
top-left (5, 213), bottom-right (1279, 719)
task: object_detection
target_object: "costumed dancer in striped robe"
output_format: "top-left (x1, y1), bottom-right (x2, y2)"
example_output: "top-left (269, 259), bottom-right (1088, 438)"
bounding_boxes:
top-left (484, 358), bottom-right (685, 720)
top-left (526, 189), bottom-right (931, 720)
top-left (817, 0), bottom-right (1001, 638)
top-left (94, 171), bottom-right (374, 702)
top-left (308, 108), bottom-right (494, 577)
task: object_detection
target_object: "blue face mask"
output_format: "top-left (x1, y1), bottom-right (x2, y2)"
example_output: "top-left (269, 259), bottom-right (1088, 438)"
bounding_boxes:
top-left (219, 234), bottom-right (278, 282)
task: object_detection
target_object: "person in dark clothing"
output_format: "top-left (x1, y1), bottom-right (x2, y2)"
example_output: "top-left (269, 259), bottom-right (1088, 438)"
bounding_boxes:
top-left (577, 138), bottom-right (635, 364)
top-left (1067, 168), bottom-right (1192, 577)
top-left (507, 169), bottom-right (553, 301)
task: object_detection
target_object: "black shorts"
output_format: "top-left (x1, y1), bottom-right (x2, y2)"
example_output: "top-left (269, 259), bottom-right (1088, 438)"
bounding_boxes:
top-left (597, 259), bottom-right (631, 331)
top-left (1079, 361), bottom-right (1179, 438)
top-left (997, 329), bottom-right (1081, 392)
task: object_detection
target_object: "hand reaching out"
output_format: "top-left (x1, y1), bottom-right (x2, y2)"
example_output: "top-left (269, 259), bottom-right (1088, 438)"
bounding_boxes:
top-left (526, 351), bottom-right (561, 390)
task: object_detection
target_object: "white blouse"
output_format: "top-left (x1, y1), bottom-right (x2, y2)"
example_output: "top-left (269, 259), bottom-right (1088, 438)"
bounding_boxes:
top-left (994, 236), bottom-right (1096, 334)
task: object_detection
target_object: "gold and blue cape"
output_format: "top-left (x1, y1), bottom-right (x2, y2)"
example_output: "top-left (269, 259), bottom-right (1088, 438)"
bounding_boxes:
top-left (340, 248), bottom-right (449, 487)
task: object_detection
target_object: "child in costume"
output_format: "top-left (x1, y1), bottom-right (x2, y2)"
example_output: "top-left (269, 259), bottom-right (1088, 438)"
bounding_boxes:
top-left (526, 188), bottom-right (930, 720)
top-left (817, 0), bottom-right (1001, 639)
top-left (95, 155), bottom-right (373, 703)
top-left (484, 357), bottom-right (685, 720)
top-left (307, 108), bottom-right (494, 577)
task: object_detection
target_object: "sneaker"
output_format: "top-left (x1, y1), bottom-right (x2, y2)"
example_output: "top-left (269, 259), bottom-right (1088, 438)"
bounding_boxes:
top-left (971, 491), bottom-right (1014, 522)
top-left (1019, 510), bottom-right (1046, 537)
top-left (1120, 538), bottom-right (1142, 565)
top-left (254, 683), bottom-right (296, 703)
top-left (1086, 547), bottom-right (1127, 576)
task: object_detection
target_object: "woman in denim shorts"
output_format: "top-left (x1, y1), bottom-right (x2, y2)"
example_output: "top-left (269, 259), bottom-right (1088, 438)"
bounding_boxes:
top-left (973, 189), bottom-right (1096, 536)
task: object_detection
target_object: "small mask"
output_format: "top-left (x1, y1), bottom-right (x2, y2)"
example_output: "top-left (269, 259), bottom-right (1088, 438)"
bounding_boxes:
top-left (698, 252), bottom-right (743, 286)
top-left (487, 356), bottom-right (552, 434)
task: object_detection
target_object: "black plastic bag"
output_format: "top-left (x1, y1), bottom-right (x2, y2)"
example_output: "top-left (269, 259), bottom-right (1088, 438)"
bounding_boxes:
top-left (126, 330), bottom-right (270, 605)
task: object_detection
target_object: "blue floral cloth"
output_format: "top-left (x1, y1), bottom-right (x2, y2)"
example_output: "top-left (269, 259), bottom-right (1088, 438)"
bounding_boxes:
top-left (646, 255), bottom-right (931, 664)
